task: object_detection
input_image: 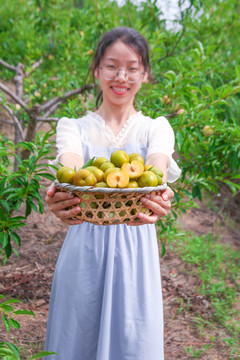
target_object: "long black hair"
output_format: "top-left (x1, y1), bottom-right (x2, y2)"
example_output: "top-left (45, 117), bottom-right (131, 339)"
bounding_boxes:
top-left (91, 27), bottom-right (150, 108)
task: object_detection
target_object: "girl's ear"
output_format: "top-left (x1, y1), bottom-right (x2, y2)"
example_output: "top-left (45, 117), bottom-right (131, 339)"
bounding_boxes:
top-left (94, 68), bottom-right (99, 79)
top-left (142, 71), bottom-right (148, 83)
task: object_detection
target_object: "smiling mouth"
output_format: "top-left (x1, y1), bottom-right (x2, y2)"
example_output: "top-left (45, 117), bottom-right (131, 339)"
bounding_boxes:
top-left (111, 86), bottom-right (129, 94)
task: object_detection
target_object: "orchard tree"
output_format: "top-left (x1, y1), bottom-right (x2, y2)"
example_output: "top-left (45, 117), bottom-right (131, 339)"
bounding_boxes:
top-left (0, 2), bottom-right (239, 357)
top-left (0, 0), bottom-right (240, 246)
top-left (0, 62), bottom-right (93, 163)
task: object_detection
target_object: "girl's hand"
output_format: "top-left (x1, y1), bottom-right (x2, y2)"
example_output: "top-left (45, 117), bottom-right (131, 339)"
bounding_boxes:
top-left (127, 186), bottom-right (174, 226)
top-left (45, 183), bottom-right (83, 225)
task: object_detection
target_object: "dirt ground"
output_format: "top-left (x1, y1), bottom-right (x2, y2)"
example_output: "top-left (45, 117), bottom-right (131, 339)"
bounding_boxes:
top-left (0, 177), bottom-right (239, 359)
top-left (0, 119), bottom-right (239, 359)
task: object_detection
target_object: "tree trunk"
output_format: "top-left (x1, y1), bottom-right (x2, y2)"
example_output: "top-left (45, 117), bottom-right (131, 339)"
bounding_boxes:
top-left (14, 126), bottom-right (23, 170)
top-left (21, 117), bottom-right (37, 160)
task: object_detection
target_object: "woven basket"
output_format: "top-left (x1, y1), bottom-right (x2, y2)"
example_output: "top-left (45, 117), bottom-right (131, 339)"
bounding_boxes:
top-left (54, 180), bottom-right (167, 225)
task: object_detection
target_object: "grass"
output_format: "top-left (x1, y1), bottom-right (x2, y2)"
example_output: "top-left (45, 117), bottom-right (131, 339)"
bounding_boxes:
top-left (173, 233), bottom-right (239, 324)
top-left (168, 229), bottom-right (240, 358)
top-left (157, 208), bottom-right (240, 358)
top-left (184, 343), bottom-right (213, 358)
top-left (18, 341), bottom-right (46, 360)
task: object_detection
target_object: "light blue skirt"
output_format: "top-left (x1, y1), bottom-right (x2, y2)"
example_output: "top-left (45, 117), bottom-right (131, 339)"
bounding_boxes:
top-left (44, 221), bottom-right (164, 360)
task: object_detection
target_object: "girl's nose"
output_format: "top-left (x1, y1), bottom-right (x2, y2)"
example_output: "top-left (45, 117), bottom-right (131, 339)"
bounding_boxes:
top-left (115, 69), bottom-right (127, 82)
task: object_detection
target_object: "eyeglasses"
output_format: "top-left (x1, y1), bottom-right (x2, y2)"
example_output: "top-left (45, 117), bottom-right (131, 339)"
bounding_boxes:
top-left (98, 65), bottom-right (145, 84)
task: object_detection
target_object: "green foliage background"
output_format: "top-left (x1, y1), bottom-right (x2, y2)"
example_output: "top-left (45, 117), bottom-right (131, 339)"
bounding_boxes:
top-left (1, 0), bottom-right (240, 199)
top-left (0, 1), bottom-right (240, 358)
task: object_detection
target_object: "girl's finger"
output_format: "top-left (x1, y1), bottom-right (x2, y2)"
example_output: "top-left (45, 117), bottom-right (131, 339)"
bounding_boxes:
top-left (46, 183), bottom-right (57, 197)
top-left (61, 218), bottom-right (83, 225)
top-left (144, 194), bottom-right (171, 210)
top-left (127, 219), bottom-right (145, 226)
top-left (56, 205), bottom-right (82, 220)
top-left (46, 191), bottom-right (74, 207)
top-left (137, 212), bottom-right (159, 224)
top-left (51, 197), bottom-right (80, 212)
top-left (141, 197), bottom-right (169, 217)
top-left (161, 186), bottom-right (174, 201)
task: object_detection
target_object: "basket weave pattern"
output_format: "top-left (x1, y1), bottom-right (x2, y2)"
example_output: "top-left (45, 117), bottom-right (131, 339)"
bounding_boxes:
top-left (55, 181), bottom-right (167, 225)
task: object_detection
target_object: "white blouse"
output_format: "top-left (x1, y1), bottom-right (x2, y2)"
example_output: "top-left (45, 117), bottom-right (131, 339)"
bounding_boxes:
top-left (54, 111), bottom-right (181, 183)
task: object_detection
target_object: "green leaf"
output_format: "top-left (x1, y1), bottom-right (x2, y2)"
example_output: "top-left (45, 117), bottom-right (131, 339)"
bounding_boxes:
top-left (192, 183), bottom-right (202, 201)
top-left (29, 351), bottom-right (58, 359)
top-left (164, 70), bottom-right (176, 82)
top-left (0, 347), bottom-right (15, 356)
top-left (28, 155), bottom-right (37, 171)
top-left (10, 216), bottom-right (26, 222)
top-left (38, 198), bottom-right (44, 214)
top-left (230, 174), bottom-right (240, 180)
top-left (204, 84), bottom-right (214, 99)
top-left (222, 180), bottom-right (240, 196)
top-left (30, 202), bottom-right (38, 213)
top-left (38, 172), bottom-right (55, 181)
top-left (13, 200), bottom-right (22, 212)
top-left (9, 318), bottom-right (20, 330)
top-left (13, 249), bottom-right (19, 258)
top-left (2, 233), bottom-right (9, 248)
top-left (196, 40), bottom-right (204, 55)
top-left (14, 154), bottom-right (23, 165)
top-left (10, 232), bottom-right (21, 247)
top-left (235, 65), bottom-right (240, 81)
top-left (81, 157), bottom-right (95, 169)
top-left (2, 315), bottom-right (10, 332)
top-left (0, 177), bottom-right (7, 193)
top-left (35, 162), bottom-right (53, 168)
top-left (25, 200), bottom-right (32, 217)
top-left (218, 99), bottom-right (229, 106)
top-left (16, 142), bottom-right (34, 153)
top-left (0, 304), bottom-right (14, 312)
top-left (160, 241), bottom-right (166, 258)
top-left (5, 242), bottom-right (12, 259)
top-left (2, 342), bottom-right (20, 360)
top-left (1, 299), bottom-right (21, 306)
top-left (13, 309), bottom-right (35, 316)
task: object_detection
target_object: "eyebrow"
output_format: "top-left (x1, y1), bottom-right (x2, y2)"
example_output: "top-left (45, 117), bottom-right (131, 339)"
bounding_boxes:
top-left (104, 57), bottom-right (140, 64)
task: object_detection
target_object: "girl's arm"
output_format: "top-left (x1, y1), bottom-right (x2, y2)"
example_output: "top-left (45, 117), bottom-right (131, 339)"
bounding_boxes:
top-left (128, 153), bottom-right (173, 225)
top-left (47, 152), bottom-right (174, 226)
top-left (145, 153), bottom-right (169, 182)
top-left (45, 152), bottom-right (84, 225)
top-left (58, 152), bottom-right (84, 170)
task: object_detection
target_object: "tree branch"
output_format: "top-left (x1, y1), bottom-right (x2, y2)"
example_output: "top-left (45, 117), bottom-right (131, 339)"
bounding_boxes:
top-left (14, 63), bottom-right (25, 99)
top-left (29, 59), bottom-right (43, 73)
top-left (26, 40), bottom-right (61, 76)
top-left (35, 116), bottom-right (59, 131)
top-left (0, 82), bottom-right (31, 114)
top-left (36, 116), bottom-right (59, 122)
top-left (36, 0), bottom-right (42, 11)
top-left (158, 27), bottom-right (185, 63)
top-left (0, 118), bottom-right (14, 126)
top-left (44, 102), bottom-right (62, 117)
top-left (0, 104), bottom-right (24, 140)
top-left (41, 84), bottom-right (94, 113)
top-left (157, 0), bottom-right (194, 63)
top-left (0, 59), bottom-right (16, 72)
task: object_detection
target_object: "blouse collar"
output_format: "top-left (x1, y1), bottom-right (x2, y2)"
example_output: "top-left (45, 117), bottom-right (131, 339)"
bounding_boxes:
top-left (87, 110), bottom-right (142, 142)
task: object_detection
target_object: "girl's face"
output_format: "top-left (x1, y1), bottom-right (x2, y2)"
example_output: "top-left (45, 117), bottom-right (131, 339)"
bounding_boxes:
top-left (94, 41), bottom-right (148, 108)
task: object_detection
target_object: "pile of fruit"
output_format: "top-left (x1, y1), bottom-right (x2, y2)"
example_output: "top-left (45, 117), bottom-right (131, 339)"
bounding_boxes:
top-left (56, 150), bottom-right (163, 188)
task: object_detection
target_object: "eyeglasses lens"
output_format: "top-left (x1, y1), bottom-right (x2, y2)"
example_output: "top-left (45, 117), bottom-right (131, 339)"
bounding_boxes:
top-left (101, 66), bottom-right (143, 83)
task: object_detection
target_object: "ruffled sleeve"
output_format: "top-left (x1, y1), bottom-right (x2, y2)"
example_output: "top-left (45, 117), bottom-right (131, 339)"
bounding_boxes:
top-left (146, 116), bottom-right (181, 183)
top-left (56, 117), bottom-right (83, 160)
top-left (49, 117), bottom-right (84, 172)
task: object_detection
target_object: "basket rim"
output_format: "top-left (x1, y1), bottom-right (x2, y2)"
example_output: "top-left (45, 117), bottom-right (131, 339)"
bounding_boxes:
top-left (54, 179), bottom-right (167, 194)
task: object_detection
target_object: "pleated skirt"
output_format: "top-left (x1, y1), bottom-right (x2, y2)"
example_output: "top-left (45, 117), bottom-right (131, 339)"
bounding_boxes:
top-left (44, 222), bottom-right (164, 360)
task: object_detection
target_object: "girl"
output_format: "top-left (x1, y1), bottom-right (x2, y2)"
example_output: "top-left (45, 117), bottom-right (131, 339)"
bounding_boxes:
top-left (44, 27), bottom-right (181, 360)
